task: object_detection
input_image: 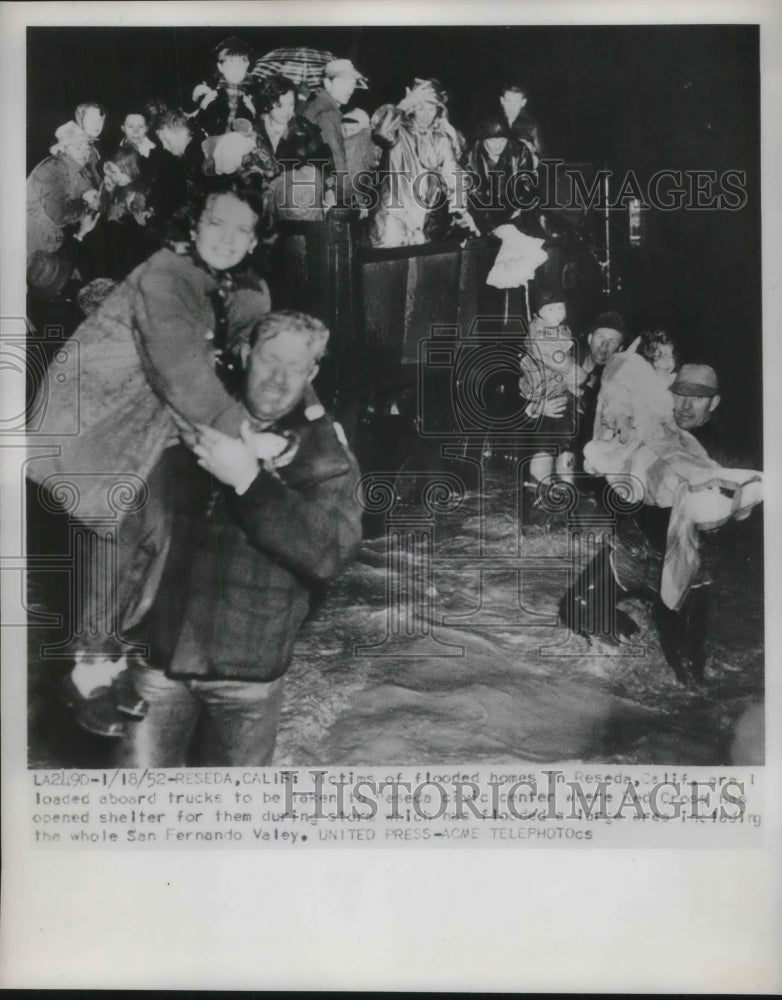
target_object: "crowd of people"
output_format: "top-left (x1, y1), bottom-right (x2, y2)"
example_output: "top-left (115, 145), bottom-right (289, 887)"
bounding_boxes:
top-left (25, 38), bottom-right (763, 767)
top-left (26, 36), bottom-right (551, 307)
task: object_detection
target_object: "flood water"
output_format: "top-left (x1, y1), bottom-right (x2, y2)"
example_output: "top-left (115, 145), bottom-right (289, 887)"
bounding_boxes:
top-left (27, 439), bottom-right (763, 769)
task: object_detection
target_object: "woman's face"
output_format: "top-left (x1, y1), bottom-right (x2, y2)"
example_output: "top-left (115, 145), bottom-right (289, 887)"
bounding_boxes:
top-left (122, 114), bottom-right (148, 145)
top-left (483, 136), bottom-right (508, 159)
top-left (268, 90), bottom-right (296, 127)
top-left (413, 101), bottom-right (439, 129)
top-left (104, 161), bottom-right (132, 187)
top-left (193, 192), bottom-right (258, 270)
top-left (651, 342), bottom-right (677, 377)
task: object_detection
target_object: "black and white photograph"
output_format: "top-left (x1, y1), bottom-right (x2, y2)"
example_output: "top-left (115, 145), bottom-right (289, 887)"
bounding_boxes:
top-left (2, 0), bottom-right (781, 992)
top-left (22, 19), bottom-right (765, 769)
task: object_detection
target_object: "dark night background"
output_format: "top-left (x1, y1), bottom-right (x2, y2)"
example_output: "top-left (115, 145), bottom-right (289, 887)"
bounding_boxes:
top-left (27, 24), bottom-right (762, 460)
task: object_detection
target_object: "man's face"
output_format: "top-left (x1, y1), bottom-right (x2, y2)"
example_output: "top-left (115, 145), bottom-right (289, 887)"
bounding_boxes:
top-left (243, 332), bottom-right (319, 424)
top-left (157, 125), bottom-right (190, 156)
top-left (500, 91), bottom-right (526, 122)
top-left (269, 90), bottom-right (296, 126)
top-left (81, 107), bottom-right (105, 139)
top-left (588, 326), bottom-right (624, 366)
top-left (193, 192), bottom-right (258, 271)
top-left (324, 73), bottom-right (356, 106)
top-left (673, 392), bottom-right (719, 431)
top-left (218, 53), bottom-right (249, 85)
top-left (122, 114), bottom-right (148, 144)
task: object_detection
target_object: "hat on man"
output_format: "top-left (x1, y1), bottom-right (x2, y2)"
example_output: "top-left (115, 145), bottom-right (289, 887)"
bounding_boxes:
top-left (323, 58), bottom-right (369, 89)
top-left (27, 250), bottom-right (73, 301)
top-left (671, 363), bottom-right (719, 397)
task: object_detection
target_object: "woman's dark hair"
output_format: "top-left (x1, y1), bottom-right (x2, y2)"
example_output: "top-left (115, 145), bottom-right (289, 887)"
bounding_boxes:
top-left (105, 145), bottom-right (142, 183)
top-left (255, 74), bottom-right (297, 116)
top-left (214, 36), bottom-right (253, 61)
top-left (475, 114), bottom-right (512, 142)
top-left (638, 327), bottom-right (681, 369)
top-left (165, 174), bottom-right (271, 249)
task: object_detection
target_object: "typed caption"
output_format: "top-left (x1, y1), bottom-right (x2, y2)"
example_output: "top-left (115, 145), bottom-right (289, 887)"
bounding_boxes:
top-left (28, 765), bottom-right (764, 849)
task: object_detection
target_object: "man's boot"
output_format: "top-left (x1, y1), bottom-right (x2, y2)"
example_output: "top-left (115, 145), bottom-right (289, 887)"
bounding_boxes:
top-left (558, 542), bottom-right (638, 644)
top-left (652, 599), bottom-right (690, 685)
top-left (681, 585), bottom-right (711, 684)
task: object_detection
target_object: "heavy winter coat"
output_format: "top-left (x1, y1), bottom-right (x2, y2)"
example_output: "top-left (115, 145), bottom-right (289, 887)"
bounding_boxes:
top-left (26, 152), bottom-right (94, 260)
top-left (27, 247), bottom-right (271, 518)
top-left (144, 405), bottom-right (363, 682)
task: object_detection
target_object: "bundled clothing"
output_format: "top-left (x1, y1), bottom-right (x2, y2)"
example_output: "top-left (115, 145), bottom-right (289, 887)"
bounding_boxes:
top-left (461, 138), bottom-right (535, 234)
top-left (29, 245), bottom-right (271, 508)
top-left (583, 351), bottom-right (763, 609)
top-left (247, 114), bottom-right (333, 219)
top-left (112, 400), bottom-right (362, 767)
top-left (145, 140), bottom-right (205, 237)
top-left (119, 137), bottom-right (164, 193)
top-left (369, 104), bottom-right (466, 247)
top-left (27, 245), bottom-right (272, 652)
top-left (27, 151), bottom-right (94, 261)
top-left (192, 79), bottom-right (257, 136)
top-left (504, 110), bottom-right (542, 156)
top-left (253, 113), bottom-right (332, 178)
top-left (137, 404), bottom-right (362, 683)
top-left (301, 88), bottom-right (350, 197)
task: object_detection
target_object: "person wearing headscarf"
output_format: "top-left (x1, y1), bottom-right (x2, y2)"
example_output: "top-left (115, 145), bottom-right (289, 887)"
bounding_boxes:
top-left (26, 121), bottom-right (101, 295)
top-left (369, 78), bottom-right (478, 247)
top-left (74, 102), bottom-right (108, 186)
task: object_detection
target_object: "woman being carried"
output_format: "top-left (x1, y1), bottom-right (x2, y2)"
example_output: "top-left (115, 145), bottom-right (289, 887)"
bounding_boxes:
top-left (584, 347), bottom-right (762, 610)
top-left (28, 175), bottom-right (290, 735)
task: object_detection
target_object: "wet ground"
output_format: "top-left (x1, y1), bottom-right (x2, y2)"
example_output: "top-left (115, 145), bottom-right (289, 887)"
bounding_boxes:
top-left (27, 440), bottom-right (765, 769)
